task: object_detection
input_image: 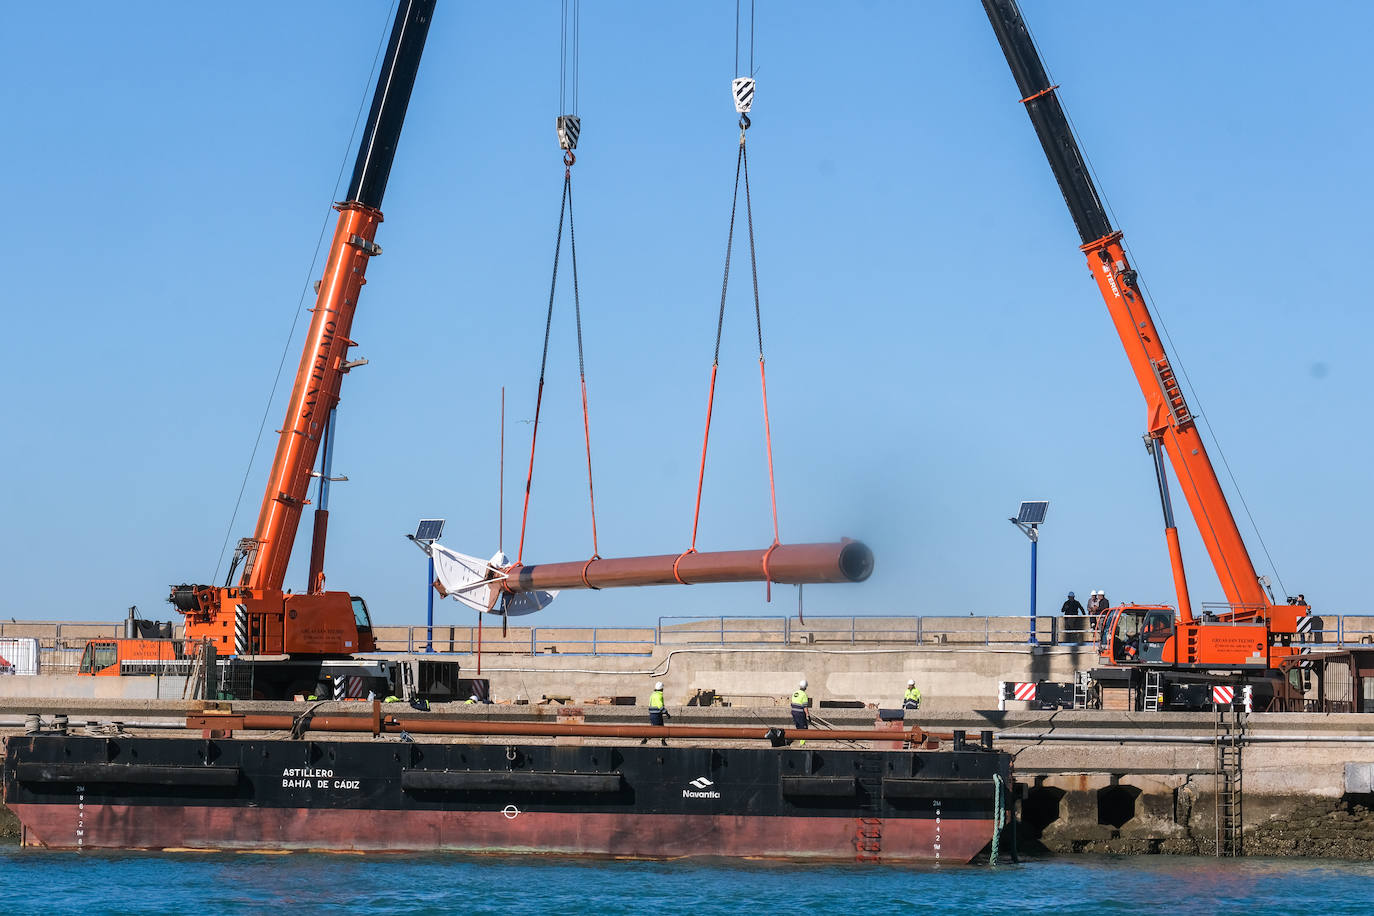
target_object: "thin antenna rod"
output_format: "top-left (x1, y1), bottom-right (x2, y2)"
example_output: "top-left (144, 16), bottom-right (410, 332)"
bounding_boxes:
top-left (499, 386), bottom-right (505, 554)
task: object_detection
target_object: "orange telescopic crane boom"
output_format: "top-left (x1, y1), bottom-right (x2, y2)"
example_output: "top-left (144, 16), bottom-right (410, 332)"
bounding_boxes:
top-left (982, 0), bottom-right (1306, 670)
top-left (168, 0), bottom-right (436, 658)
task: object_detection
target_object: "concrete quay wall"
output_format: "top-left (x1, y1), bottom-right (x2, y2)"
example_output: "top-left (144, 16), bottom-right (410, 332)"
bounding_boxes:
top-left (4, 634), bottom-right (1374, 859)
top-left (404, 643), bottom-right (1090, 708)
top-left (0, 643), bottom-right (1089, 708)
top-left (5, 698), bottom-right (1374, 857)
top-left (992, 711), bottom-right (1374, 857)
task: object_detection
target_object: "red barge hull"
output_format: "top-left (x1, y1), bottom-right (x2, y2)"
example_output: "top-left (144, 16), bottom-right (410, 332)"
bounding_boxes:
top-left (9, 805), bottom-right (994, 863)
top-left (4, 735), bottom-right (1012, 864)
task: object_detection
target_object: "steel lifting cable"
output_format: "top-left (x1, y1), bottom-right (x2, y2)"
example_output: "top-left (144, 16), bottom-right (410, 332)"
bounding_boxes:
top-left (211, 0), bottom-right (398, 584)
top-left (1027, 15), bottom-right (1286, 598)
top-left (516, 0), bottom-right (599, 577)
top-left (567, 166), bottom-right (602, 575)
top-left (683, 2), bottom-right (784, 601)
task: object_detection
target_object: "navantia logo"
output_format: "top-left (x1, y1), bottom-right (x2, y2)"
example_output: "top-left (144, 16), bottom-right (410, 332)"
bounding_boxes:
top-left (683, 776), bottom-right (721, 799)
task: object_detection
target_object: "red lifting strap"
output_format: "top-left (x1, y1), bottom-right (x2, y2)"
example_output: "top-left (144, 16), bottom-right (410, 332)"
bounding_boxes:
top-left (685, 130), bottom-right (783, 599)
top-left (688, 365), bottom-right (719, 554)
top-left (672, 549), bottom-right (695, 586)
top-left (515, 379), bottom-right (546, 565)
top-left (580, 555), bottom-right (600, 590)
top-left (759, 357), bottom-right (780, 547)
top-left (580, 377), bottom-right (599, 559)
top-left (517, 158), bottom-right (602, 566)
top-left (761, 540), bottom-right (780, 603)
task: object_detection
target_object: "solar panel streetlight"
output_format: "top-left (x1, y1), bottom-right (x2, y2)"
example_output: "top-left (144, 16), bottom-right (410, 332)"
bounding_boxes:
top-left (408, 519), bottom-right (445, 653)
top-left (1009, 501), bottom-right (1049, 645)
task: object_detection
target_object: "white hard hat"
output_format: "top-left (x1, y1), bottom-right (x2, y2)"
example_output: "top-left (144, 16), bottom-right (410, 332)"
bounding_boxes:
top-left (654, 681), bottom-right (663, 690)
top-left (798, 679), bottom-right (808, 689)
top-left (907, 679), bottom-right (915, 687)
top-left (469, 694), bottom-right (478, 701)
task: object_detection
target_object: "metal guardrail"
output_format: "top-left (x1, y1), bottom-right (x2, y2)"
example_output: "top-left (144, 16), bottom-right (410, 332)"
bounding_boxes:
top-left (656, 614), bottom-right (1061, 647)
top-left (655, 613), bottom-right (1374, 649)
top-left (371, 625), bottom-right (658, 657)
top-left (8, 613), bottom-right (1374, 666)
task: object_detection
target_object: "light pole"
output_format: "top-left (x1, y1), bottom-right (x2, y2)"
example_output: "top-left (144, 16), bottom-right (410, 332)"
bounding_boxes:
top-left (1009, 501), bottom-right (1049, 645)
top-left (409, 519), bottom-right (445, 652)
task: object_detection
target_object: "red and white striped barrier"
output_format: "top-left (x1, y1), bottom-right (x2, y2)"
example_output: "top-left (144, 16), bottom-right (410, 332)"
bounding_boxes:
top-left (999, 680), bottom-right (1044, 710)
top-left (1212, 685), bottom-right (1235, 706)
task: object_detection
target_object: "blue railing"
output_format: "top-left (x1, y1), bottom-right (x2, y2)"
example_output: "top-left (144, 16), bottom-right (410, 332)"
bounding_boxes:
top-left (17, 612), bottom-right (1374, 667)
top-left (386, 626), bottom-right (658, 657)
top-left (654, 614), bottom-right (1061, 647)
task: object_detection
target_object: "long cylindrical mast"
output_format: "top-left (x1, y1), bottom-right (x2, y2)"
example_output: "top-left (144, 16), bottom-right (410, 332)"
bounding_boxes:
top-left (497, 541), bottom-right (874, 600)
top-left (982, 0), bottom-right (1270, 615)
top-left (244, 0), bottom-right (436, 592)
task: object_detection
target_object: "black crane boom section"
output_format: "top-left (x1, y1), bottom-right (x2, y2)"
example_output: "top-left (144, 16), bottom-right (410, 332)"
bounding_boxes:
top-left (344, 0), bottom-right (436, 211)
top-left (982, 0), bottom-right (1113, 246)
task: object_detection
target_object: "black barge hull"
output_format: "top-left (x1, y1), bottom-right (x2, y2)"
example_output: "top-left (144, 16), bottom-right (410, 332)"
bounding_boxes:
top-left (3, 735), bottom-right (1011, 863)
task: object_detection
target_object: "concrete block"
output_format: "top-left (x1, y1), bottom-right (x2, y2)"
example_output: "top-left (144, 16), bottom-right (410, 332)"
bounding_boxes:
top-left (1345, 762), bottom-right (1374, 794)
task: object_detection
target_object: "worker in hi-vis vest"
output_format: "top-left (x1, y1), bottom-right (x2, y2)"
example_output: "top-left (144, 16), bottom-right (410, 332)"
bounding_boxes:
top-left (643, 681), bottom-right (668, 745)
top-left (790, 679), bottom-right (810, 746)
top-left (903, 679), bottom-right (922, 710)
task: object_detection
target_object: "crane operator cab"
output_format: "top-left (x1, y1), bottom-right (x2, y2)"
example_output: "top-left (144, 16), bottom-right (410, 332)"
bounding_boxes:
top-left (350, 596), bottom-right (374, 635)
top-left (1097, 605), bottom-right (1176, 665)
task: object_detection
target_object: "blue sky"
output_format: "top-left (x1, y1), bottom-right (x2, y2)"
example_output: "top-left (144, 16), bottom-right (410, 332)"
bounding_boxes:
top-left (2, 2), bottom-right (1370, 629)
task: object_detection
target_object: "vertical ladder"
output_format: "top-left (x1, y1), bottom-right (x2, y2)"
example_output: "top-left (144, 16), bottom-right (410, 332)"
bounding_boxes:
top-left (853, 753), bottom-right (885, 862)
top-left (1143, 670), bottom-right (1164, 712)
top-left (1151, 357), bottom-right (1195, 429)
top-left (1073, 671), bottom-right (1089, 709)
top-left (854, 818), bottom-right (883, 862)
top-left (1184, 626), bottom-right (1202, 664)
top-left (1213, 706), bottom-right (1244, 856)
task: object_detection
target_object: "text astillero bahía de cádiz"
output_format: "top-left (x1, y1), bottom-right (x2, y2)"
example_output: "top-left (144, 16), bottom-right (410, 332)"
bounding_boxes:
top-left (281, 767), bottom-right (359, 790)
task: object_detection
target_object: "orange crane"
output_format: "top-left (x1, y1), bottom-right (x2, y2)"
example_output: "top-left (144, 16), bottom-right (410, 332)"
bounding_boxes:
top-left (166, 1), bottom-right (436, 676)
top-left (982, 0), bottom-right (1309, 706)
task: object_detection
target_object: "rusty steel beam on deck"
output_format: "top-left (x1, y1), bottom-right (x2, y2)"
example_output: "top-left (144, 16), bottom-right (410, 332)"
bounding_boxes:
top-left (498, 539), bottom-right (873, 597)
top-left (187, 713), bottom-right (928, 745)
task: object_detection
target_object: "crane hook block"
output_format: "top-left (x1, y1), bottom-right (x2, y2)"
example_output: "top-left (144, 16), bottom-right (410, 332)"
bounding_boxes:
top-left (732, 77), bottom-right (755, 114)
top-left (556, 114), bottom-right (581, 151)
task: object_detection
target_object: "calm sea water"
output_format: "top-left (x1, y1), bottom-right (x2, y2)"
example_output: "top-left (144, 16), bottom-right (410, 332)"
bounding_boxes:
top-left (2, 844), bottom-right (1373, 915)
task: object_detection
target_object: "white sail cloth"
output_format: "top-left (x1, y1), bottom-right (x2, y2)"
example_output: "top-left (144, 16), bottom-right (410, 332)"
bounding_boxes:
top-left (427, 543), bottom-right (556, 615)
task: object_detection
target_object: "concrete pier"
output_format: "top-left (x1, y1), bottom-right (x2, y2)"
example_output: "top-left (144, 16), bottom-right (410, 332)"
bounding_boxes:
top-left (0, 642), bottom-right (1093, 709)
top-left (4, 697), bottom-right (1374, 857)
top-left (5, 625), bottom-right (1374, 856)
